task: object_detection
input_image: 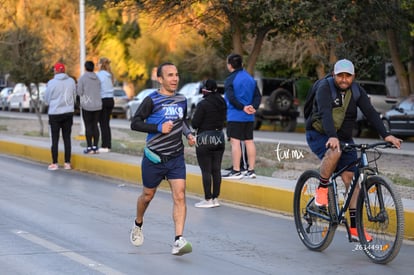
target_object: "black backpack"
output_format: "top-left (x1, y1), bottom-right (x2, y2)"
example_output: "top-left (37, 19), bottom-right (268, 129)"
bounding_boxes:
top-left (303, 76), bottom-right (361, 120)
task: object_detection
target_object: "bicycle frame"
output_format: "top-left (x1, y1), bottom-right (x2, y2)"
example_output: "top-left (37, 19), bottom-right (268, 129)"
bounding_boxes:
top-left (306, 145), bottom-right (377, 228)
top-left (294, 141), bottom-right (404, 263)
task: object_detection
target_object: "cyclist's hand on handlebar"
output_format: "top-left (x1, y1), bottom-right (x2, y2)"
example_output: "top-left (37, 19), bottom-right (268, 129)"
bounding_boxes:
top-left (384, 135), bottom-right (402, 149)
top-left (326, 137), bottom-right (341, 152)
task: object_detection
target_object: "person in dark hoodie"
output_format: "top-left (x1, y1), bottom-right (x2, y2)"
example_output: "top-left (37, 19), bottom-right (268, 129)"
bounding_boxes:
top-left (77, 61), bottom-right (102, 154)
top-left (45, 62), bottom-right (76, 170)
top-left (191, 79), bottom-right (227, 208)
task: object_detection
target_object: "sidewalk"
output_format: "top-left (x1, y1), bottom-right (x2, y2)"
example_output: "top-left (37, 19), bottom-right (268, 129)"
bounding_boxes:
top-left (1, 133), bottom-right (413, 240)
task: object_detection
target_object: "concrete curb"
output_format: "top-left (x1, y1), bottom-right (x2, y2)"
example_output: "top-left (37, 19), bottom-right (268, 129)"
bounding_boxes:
top-left (0, 138), bottom-right (412, 240)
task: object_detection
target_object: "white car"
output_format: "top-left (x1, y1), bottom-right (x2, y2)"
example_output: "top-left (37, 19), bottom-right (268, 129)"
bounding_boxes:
top-left (7, 83), bottom-right (32, 112)
top-left (125, 88), bottom-right (155, 120)
top-left (0, 87), bottom-right (13, 110)
top-left (7, 83), bottom-right (47, 113)
top-left (177, 82), bottom-right (203, 120)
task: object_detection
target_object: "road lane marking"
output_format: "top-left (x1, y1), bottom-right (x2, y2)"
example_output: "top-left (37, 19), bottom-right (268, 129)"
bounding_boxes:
top-left (13, 230), bottom-right (124, 275)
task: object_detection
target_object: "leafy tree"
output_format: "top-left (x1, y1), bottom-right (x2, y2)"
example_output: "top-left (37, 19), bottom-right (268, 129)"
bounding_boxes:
top-left (296, 0), bottom-right (414, 95)
top-left (0, 28), bottom-right (52, 136)
top-left (88, 0), bottom-right (146, 93)
top-left (136, 0), bottom-right (299, 76)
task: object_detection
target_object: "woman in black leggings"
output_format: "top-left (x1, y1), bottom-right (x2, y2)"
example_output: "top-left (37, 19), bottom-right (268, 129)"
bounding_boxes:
top-left (191, 79), bottom-right (227, 208)
top-left (96, 57), bottom-right (114, 152)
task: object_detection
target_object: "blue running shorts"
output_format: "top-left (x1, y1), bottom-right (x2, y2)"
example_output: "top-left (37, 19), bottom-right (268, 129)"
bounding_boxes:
top-left (141, 154), bottom-right (186, 188)
top-left (306, 130), bottom-right (357, 172)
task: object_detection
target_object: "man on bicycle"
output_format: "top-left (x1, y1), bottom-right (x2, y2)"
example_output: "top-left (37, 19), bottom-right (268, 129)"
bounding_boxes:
top-left (305, 59), bottom-right (401, 241)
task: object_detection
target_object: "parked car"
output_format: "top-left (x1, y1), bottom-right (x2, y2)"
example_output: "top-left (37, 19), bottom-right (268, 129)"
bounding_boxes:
top-left (382, 95), bottom-right (414, 137)
top-left (6, 83), bottom-right (48, 113)
top-left (254, 77), bottom-right (300, 132)
top-left (178, 81), bottom-right (225, 121)
top-left (30, 83), bottom-right (48, 113)
top-left (125, 88), bottom-right (155, 120)
top-left (177, 82), bottom-right (203, 120)
top-left (354, 80), bottom-right (398, 136)
top-left (7, 83), bottom-right (33, 112)
top-left (0, 87), bottom-right (13, 110)
top-left (112, 87), bottom-right (130, 118)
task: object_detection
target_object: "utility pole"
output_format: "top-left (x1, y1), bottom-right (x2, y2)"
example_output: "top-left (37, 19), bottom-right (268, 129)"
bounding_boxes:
top-left (77, 0), bottom-right (86, 138)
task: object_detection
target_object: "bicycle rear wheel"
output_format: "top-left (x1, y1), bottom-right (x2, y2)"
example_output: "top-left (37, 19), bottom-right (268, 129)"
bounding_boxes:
top-left (293, 170), bottom-right (336, 251)
top-left (356, 175), bottom-right (404, 264)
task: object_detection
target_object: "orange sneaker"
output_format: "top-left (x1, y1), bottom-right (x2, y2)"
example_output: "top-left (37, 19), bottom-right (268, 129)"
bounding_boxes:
top-left (350, 227), bottom-right (373, 242)
top-left (315, 187), bottom-right (328, 207)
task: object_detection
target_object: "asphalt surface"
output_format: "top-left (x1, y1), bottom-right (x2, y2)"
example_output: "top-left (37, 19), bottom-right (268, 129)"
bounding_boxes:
top-left (1, 154), bottom-right (414, 274)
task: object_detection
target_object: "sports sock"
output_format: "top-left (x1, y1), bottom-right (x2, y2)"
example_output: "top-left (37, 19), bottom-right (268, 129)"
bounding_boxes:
top-left (135, 220), bottom-right (143, 228)
top-left (318, 176), bottom-right (329, 188)
top-left (349, 208), bottom-right (356, 228)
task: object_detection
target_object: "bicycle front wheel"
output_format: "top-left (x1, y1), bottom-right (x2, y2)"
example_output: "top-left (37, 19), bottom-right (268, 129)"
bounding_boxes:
top-left (356, 175), bottom-right (404, 264)
top-left (293, 170), bottom-right (336, 251)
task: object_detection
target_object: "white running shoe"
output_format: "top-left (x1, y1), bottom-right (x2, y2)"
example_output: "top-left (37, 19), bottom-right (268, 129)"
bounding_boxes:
top-left (212, 198), bottom-right (220, 207)
top-left (195, 199), bottom-right (215, 208)
top-left (99, 147), bottom-right (110, 153)
top-left (48, 163), bottom-right (58, 171)
top-left (171, 237), bottom-right (192, 256)
top-left (130, 223), bottom-right (144, 246)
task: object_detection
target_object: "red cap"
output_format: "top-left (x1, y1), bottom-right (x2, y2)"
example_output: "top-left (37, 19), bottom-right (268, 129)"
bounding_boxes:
top-left (54, 63), bottom-right (65, 73)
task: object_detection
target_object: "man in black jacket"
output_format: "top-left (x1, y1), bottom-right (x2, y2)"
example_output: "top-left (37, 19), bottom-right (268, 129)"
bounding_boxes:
top-left (305, 59), bottom-right (401, 241)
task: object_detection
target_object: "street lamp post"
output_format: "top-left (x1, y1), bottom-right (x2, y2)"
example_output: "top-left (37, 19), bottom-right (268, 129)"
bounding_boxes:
top-left (78, 0), bottom-right (86, 137)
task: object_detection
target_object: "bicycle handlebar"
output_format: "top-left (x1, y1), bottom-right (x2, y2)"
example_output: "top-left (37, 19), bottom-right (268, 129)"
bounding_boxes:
top-left (341, 141), bottom-right (395, 151)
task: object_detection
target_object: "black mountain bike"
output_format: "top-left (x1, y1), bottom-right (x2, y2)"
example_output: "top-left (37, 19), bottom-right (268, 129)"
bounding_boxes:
top-left (293, 142), bottom-right (404, 264)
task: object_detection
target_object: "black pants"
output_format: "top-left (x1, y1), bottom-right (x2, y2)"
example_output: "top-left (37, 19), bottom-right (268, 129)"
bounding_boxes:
top-left (196, 145), bottom-right (225, 200)
top-left (82, 109), bottom-right (100, 148)
top-left (99, 98), bottom-right (114, 149)
top-left (48, 113), bottom-right (73, 163)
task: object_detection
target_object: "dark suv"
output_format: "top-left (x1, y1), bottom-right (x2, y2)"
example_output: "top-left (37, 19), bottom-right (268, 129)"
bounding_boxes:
top-left (254, 77), bottom-right (300, 131)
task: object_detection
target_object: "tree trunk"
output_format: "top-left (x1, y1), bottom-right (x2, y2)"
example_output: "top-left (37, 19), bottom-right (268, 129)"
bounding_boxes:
top-left (408, 39), bottom-right (414, 94)
top-left (231, 23), bottom-right (243, 55)
top-left (307, 38), bottom-right (326, 79)
top-left (386, 29), bottom-right (410, 97)
top-left (36, 110), bottom-right (44, 137)
top-left (244, 28), bottom-right (269, 76)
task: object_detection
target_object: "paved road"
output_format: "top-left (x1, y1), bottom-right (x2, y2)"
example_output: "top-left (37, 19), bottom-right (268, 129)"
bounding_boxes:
top-left (1, 154), bottom-right (413, 274)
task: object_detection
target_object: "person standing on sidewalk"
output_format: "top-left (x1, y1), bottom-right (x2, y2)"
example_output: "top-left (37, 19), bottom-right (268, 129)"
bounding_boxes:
top-left (44, 62), bottom-right (76, 170)
top-left (192, 79), bottom-right (227, 208)
top-left (96, 57), bottom-right (114, 153)
top-left (129, 62), bottom-right (196, 256)
top-left (223, 53), bottom-right (261, 180)
top-left (77, 61), bottom-right (102, 154)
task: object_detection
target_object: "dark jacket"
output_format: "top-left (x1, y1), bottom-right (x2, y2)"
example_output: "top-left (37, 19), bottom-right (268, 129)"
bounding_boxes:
top-left (191, 92), bottom-right (227, 133)
top-left (306, 80), bottom-right (389, 140)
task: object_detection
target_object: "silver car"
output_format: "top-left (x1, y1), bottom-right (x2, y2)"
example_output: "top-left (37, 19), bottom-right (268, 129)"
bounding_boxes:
top-left (112, 87), bottom-right (130, 118)
top-left (125, 88), bottom-right (155, 120)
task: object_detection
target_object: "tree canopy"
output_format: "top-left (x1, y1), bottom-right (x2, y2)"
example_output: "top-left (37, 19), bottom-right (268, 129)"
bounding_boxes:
top-left (1, 0), bottom-right (414, 96)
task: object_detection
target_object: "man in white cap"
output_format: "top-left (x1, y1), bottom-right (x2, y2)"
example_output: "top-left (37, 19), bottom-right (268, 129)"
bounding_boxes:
top-left (305, 59), bottom-right (401, 241)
